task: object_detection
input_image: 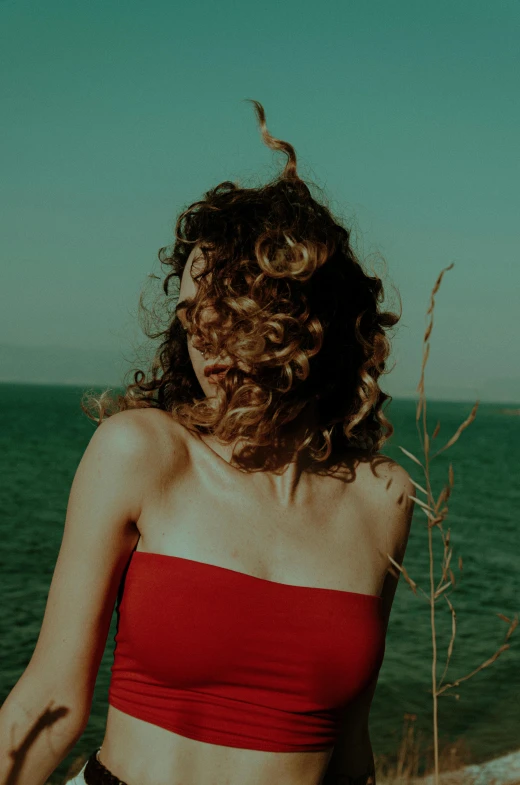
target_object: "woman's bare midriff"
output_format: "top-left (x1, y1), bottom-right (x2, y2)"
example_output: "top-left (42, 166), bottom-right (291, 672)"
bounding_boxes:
top-left (101, 706), bottom-right (333, 785)
top-left (98, 409), bottom-right (394, 785)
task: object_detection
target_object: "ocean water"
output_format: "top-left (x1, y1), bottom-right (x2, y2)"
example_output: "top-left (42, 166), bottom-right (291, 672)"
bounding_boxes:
top-left (0, 382), bottom-right (518, 781)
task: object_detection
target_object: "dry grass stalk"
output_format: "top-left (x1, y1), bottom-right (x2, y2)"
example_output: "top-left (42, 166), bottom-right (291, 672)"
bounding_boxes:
top-left (391, 263), bottom-right (518, 785)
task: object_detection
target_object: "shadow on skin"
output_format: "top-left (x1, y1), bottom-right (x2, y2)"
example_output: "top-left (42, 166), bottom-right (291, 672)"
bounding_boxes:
top-left (5, 702), bottom-right (71, 785)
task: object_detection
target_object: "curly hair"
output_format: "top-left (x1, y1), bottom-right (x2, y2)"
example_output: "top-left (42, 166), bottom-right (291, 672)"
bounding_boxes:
top-left (82, 99), bottom-right (401, 473)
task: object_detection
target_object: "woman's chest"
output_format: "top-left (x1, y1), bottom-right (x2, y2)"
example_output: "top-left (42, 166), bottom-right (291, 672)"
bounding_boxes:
top-left (135, 454), bottom-right (386, 597)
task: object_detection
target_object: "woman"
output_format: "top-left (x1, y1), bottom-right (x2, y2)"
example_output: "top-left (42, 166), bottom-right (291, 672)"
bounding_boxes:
top-left (0, 100), bottom-right (414, 785)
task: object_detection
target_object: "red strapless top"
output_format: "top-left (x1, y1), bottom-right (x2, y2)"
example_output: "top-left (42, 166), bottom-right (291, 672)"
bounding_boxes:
top-left (108, 550), bottom-right (386, 752)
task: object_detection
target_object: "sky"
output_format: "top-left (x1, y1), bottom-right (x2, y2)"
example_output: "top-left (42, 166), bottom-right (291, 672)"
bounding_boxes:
top-left (1, 0), bottom-right (518, 403)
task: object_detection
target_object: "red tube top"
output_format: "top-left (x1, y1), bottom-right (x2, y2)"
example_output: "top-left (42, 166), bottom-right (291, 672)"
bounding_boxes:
top-left (108, 550), bottom-right (386, 752)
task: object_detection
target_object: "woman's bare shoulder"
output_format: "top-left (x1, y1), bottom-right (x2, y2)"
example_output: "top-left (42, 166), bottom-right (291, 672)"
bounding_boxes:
top-left (101, 405), bottom-right (174, 433)
top-left (353, 454), bottom-right (415, 557)
top-left (356, 453), bottom-right (414, 494)
top-left (100, 408), bottom-right (189, 467)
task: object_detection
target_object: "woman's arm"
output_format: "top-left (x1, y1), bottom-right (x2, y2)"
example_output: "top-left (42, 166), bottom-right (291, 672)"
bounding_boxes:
top-left (322, 465), bottom-right (415, 785)
top-left (0, 409), bottom-right (161, 785)
top-left (320, 670), bottom-right (378, 785)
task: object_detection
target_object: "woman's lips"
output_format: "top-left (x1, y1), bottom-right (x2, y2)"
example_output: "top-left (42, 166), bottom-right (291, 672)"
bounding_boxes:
top-left (207, 370), bottom-right (254, 385)
top-left (204, 364), bottom-right (232, 377)
top-left (206, 369), bottom-right (230, 383)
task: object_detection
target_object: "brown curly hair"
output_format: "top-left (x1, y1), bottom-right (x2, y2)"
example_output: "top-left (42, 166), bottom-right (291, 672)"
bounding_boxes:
top-left (82, 99), bottom-right (401, 473)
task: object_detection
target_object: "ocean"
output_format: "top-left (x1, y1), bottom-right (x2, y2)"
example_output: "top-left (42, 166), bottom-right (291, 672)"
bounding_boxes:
top-left (0, 382), bottom-right (518, 781)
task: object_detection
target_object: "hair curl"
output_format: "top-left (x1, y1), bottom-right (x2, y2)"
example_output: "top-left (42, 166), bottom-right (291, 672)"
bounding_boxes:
top-left (82, 99), bottom-right (401, 472)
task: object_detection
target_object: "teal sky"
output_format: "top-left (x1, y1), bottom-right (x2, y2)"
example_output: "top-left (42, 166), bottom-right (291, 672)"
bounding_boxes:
top-left (1, 0), bottom-right (518, 402)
